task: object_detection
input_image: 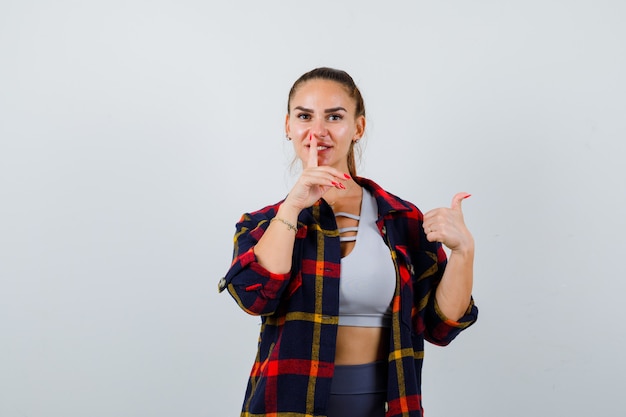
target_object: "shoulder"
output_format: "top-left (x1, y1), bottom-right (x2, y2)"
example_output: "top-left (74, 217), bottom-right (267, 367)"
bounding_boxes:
top-left (235, 199), bottom-right (285, 226)
top-left (356, 176), bottom-right (422, 218)
top-left (247, 199), bottom-right (284, 217)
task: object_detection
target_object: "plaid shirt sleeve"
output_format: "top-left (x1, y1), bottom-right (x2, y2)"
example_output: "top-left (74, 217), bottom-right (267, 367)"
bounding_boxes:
top-left (424, 294), bottom-right (478, 346)
top-left (416, 234), bottom-right (478, 347)
top-left (374, 179), bottom-right (478, 349)
top-left (218, 205), bottom-right (295, 316)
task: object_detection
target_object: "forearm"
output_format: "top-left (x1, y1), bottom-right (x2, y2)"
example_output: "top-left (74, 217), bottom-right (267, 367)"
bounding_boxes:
top-left (254, 203), bottom-right (301, 274)
top-left (435, 246), bottom-right (474, 322)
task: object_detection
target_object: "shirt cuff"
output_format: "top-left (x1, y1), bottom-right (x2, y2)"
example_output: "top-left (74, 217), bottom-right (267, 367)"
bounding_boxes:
top-left (433, 296), bottom-right (477, 328)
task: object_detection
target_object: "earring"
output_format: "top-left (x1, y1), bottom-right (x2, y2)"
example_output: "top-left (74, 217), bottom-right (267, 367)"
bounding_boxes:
top-left (286, 134), bottom-right (291, 141)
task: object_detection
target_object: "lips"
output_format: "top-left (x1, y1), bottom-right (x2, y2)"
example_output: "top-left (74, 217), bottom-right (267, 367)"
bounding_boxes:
top-left (306, 143), bottom-right (331, 151)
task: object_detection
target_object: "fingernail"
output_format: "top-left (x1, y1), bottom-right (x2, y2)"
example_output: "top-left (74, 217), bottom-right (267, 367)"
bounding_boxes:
top-left (464, 194), bottom-right (472, 199)
top-left (339, 183), bottom-right (346, 189)
top-left (331, 181), bottom-right (339, 187)
top-left (344, 173), bottom-right (351, 179)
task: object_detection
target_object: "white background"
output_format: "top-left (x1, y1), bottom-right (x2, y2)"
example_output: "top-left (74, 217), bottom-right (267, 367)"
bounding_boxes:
top-left (1, 1), bottom-right (625, 416)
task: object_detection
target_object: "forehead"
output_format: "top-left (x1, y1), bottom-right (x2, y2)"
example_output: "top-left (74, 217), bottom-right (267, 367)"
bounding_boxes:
top-left (290, 79), bottom-right (355, 110)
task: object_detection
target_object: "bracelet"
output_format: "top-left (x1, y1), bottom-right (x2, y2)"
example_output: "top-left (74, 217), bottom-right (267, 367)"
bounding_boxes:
top-left (270, 217), bottom-right (298, 233)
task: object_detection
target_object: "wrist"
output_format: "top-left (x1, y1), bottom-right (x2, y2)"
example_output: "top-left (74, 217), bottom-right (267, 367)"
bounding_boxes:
top-left (450, 245), bottom-right (474, 259)
top-left (450, 237), bottom-right (475, 258)
top-left (276, 203), bottom-right (301, 222)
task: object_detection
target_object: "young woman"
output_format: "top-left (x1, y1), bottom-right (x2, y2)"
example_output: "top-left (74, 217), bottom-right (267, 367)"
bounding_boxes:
top-left (219, 67), bottom-right (478, 417)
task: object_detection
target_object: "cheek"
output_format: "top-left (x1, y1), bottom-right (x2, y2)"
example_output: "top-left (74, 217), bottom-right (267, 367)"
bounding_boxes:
top-left (288, 122), bottom-right (308, 137)
top-left (292, 137), bottom-right (307, 159)
top-left (332, 125), bottom-right (352, 138)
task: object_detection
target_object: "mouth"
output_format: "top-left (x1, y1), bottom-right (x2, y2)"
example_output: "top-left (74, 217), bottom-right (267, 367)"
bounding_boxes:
top-left (307, 144), bottom-right (331, 151)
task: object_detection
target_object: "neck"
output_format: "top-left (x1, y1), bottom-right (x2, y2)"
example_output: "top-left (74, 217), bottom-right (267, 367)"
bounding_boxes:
top-left (325, 180), bottom-right (361, 207)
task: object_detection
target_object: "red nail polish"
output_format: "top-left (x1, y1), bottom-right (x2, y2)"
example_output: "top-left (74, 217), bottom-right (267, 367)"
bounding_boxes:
top-left (464, 194), bottom-right (472, 199)
top-left (331, 181), bottom-right (339, 187)
top-left (344, 173), bottom-right (351, 179)
top-left (339, 183), bottom-right (346, 189)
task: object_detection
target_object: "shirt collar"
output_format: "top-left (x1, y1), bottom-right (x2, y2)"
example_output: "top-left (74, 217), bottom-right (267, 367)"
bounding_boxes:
top-left (354, 176), bottom-right (413, 217)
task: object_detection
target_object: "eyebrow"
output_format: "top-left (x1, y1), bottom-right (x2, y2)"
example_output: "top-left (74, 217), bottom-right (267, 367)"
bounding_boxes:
top-left (294, 106), bottom-right (347, 113)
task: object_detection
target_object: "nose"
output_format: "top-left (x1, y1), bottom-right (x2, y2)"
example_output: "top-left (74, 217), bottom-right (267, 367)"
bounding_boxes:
top-left (312, 119), bottom-right (328, 139)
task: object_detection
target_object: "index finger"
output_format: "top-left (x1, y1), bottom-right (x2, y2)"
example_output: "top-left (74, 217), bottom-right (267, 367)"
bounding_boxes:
top-left (307, 134), bottom-right (318, 168)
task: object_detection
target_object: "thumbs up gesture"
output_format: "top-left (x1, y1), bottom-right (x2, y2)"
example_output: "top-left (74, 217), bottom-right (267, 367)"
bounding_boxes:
top-left (423, 192), bottom-right (474, 253)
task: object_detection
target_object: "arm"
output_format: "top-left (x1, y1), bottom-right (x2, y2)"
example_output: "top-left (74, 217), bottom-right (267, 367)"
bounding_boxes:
top-left (252, 202), bottom-right (301, 274)
top-left (420, 193), bottom-right (478, 345)
top-left (218, 210), bottom-right (294, 316)
top-left (219, 136), bottom-right (350, 315)
top-left (254, 136), bottom-right (349, 273)
top-left (436, 244), bottom-right (474, 321)
top-left (423, 192), bottom-right (474, 321)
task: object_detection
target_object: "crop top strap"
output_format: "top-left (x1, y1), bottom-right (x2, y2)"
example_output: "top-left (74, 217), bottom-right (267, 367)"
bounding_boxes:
top-left (335, 212), bottom-right (360, 242)
top-left (335, 212), bottom-right (360, 221)
top-left (338, 229), bottom-right (358, 242)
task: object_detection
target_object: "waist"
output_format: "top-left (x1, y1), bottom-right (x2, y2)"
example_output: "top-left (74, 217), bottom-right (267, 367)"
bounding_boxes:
top-left (335, 326), bottom-right (389, 365)
top-left (331, 361), bottom-right (388, 394)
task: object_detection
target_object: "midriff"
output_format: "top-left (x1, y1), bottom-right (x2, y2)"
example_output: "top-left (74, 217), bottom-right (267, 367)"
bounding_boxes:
top-left (334, 325), bottom-right (390, 365)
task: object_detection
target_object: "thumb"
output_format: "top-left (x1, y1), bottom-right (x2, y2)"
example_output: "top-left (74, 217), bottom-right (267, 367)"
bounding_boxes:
top-left (451, 192), bottom-right (471, 211)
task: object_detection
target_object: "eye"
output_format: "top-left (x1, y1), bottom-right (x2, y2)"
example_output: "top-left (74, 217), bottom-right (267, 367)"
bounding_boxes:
top-left (297, 113), bottom-right (311, 120)
top-left (327, 114), bottom-right (343, 121)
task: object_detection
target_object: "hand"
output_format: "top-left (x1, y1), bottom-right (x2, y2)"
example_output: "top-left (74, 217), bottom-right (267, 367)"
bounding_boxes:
top-left (423, 193), bottom-right (474, 253)
top-left (282, 135), bottom-right (351, 212)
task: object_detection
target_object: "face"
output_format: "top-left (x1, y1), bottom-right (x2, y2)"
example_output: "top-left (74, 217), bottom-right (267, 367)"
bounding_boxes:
top-left (285, 79), bottom-right (365, 170)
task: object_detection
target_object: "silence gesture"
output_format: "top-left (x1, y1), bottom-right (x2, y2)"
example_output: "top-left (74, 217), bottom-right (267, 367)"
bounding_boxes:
top-left (283, 135), bottom-right (351, 212)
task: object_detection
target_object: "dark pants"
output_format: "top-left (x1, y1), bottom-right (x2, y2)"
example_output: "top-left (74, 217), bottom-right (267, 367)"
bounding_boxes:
top-left (326, 361), bottom-right (387, 417)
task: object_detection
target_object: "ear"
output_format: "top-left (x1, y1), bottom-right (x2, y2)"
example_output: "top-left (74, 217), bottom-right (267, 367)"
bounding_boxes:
top-left (284, 113), bottom-right (291, 137)
top-left (354, 115), bottom-right (366, 140)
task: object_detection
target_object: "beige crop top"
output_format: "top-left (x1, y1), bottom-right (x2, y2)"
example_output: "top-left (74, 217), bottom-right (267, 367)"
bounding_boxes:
top-left (337, 189), bottom-right (396, 328)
